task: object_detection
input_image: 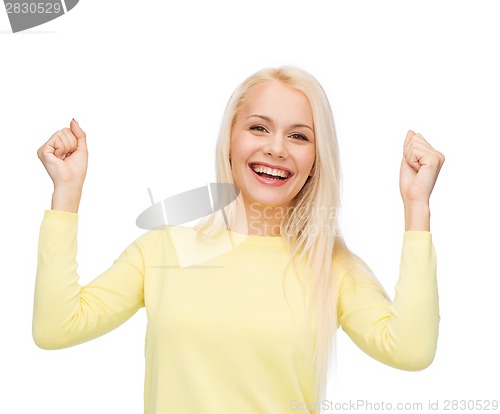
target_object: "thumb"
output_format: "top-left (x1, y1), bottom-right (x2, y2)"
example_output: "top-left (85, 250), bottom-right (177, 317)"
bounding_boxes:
top-left (70, 118), bottom-right (87, 151)
top-left (400, 155), bottom-right (415, 177)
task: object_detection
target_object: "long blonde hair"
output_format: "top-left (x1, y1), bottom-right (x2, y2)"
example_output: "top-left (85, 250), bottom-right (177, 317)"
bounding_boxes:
top-left (196, 66), bottom-right (369, 406)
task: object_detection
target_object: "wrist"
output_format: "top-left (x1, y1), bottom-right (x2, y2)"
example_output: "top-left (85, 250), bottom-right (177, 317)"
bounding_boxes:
top-left (404, 203), bottom-right (430, 231)
top-left (51, 185), bottom-right (83, 213)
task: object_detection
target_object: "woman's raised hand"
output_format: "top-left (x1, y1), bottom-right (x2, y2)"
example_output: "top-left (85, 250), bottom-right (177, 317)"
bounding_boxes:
top-left (37, 119), bottom-right (88, 212)
top-left (399, 130), bottom-right (445, 231)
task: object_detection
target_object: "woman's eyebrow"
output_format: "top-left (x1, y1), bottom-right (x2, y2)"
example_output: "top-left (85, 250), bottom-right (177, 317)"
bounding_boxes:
top-left (247, 114), bottom-right (272, 122)
top-left (247, 114), bottom-right (314, 132)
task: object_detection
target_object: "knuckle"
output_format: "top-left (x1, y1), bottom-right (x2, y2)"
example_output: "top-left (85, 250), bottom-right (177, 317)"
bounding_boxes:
top-left (51, 131), bottom-right (61, 140)
top-left (431, 152), bottom-right (444, 165)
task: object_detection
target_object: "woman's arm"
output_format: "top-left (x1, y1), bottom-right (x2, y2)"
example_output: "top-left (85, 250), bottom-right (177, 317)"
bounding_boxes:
top-left (337, 131), bottom-right (444, 369)
top-left (33, 120), bottom-right (144, 349)
top-left (337, 233), bottom-right (438, 370)
top-left (33, 210), bottom-right (145, 349)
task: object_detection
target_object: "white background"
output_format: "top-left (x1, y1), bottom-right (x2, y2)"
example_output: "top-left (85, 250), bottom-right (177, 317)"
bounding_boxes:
top-left (1, 1), bottom-right (499, 413)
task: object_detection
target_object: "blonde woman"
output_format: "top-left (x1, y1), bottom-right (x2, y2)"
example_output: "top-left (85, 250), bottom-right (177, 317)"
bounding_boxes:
top-left (34, 66), bottom-right (445, 413)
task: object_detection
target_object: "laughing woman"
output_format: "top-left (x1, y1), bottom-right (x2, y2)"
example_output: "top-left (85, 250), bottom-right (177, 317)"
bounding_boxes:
top-left (34, 66), bottom-right (445, 413)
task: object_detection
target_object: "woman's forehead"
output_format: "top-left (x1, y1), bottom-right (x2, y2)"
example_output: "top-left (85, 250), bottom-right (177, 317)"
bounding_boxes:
top-left (237, 81), bottom-right (313, 126)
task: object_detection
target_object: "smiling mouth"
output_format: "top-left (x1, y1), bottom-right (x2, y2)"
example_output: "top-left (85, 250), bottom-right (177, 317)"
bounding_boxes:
top-left (249, 164), bottom-right (292, 181)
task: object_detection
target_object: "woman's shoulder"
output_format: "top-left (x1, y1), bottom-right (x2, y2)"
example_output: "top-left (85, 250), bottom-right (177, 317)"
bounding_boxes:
top-left (332, 240), bottom-right (385, 294)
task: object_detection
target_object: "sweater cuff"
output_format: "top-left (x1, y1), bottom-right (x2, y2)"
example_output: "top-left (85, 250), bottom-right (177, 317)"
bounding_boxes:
top-left (402, 231), bottom-right (433, 254)
top-left (43, 209), bottom-right (79, 223)
top-left (403, 231), bottom-right (432, 241)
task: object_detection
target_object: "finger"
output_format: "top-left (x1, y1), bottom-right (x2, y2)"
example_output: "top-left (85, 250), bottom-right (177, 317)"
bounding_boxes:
top-left (407, 139), bottom-right (445, 169)
top-left (45, 132), bottom-right (68, 160)
top-left (403, 131), bottom-right (421, 171)
top-left (410, 133), bottom-right (433, 150)
top-left (403, 130), bottom-right (416, 152)
top-left (400, 156), bottom-right (415, 177)
top-left (403, 153), bottom-right (422, 173)
top-left (406, 141), bottom-right (436, 170)
top-left (70, 118), bottom-right (87, 152)
top-left (404, 129), bottom-right (415, 144)
top-left (414, 135), bottom-right (445, 166)
top-left (409, 133), bottom-right (441, 156)
top-left (51, 130), bottom-right (71, 159)
top-left (59, 128), bottom-right (79, 159)
top-left (37, 138), bottom-right (60, 162)
top-left (406, 149), bottom-right (445, 178)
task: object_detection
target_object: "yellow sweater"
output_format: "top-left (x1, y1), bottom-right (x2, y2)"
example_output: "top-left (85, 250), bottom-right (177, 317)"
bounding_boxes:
top-left (33, 210), bottom-right (439, 413)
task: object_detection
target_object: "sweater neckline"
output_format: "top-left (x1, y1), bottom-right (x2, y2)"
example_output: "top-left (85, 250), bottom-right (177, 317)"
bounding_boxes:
top-left (224, 229), bottom-right (287, 247)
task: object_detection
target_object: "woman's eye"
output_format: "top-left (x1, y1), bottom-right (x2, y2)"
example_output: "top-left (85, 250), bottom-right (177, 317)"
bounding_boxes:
top-left (290, 133), bottom-right (309, 141)
top-left (250, 125), bottom-right (267, 133)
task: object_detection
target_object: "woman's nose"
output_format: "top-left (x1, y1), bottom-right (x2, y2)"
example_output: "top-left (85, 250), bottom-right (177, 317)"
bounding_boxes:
top-left (262, 134), bottom-right (288, 159)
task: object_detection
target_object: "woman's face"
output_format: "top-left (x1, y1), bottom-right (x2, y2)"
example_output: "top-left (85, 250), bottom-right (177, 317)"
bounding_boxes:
top-left (230, 80), bottom-right (316, 212)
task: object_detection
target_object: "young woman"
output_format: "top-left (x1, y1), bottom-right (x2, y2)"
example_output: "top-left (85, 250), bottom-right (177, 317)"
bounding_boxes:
top-left (34, 66), bottom-right (445, 413)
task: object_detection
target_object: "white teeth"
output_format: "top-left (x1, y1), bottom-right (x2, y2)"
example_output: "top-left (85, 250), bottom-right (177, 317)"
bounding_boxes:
top-left (251, 165), bottom-right (290, 178)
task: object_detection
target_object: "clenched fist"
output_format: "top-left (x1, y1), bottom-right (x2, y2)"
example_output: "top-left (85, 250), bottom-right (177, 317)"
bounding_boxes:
top-left (399, 130), bottom-right (445, 230)
top-left (399, 130), bottom-right (445, 206)
top-left (37, 119), bottom-right (88, 189)
top-left (37, 119), bottom-right (88, 212)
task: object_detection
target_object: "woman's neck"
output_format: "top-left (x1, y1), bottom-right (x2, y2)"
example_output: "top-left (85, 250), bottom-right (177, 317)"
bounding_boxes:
top-left (232, 198), bottom-right (286, 237)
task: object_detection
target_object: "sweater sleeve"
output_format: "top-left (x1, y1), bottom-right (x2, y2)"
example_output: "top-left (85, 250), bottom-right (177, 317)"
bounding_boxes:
top-left (33, 210), bottom-right (145, 350)
top-left (337, 231), bottom-right (439, 370)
